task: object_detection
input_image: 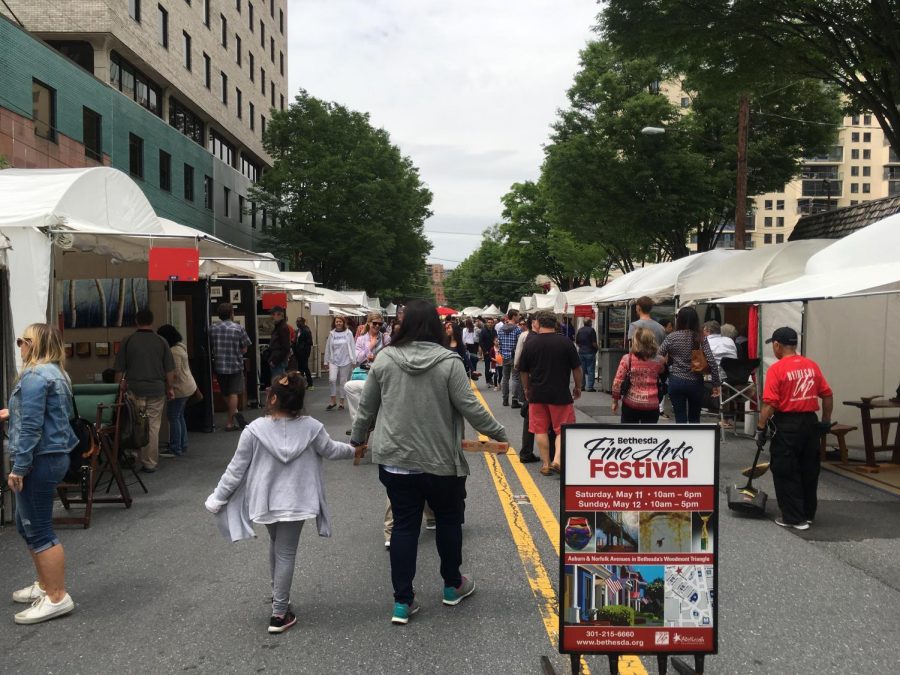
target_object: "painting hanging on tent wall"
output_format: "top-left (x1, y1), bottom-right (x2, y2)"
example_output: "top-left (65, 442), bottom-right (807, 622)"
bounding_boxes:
top-left (58, 279), bottom-right (149, 329)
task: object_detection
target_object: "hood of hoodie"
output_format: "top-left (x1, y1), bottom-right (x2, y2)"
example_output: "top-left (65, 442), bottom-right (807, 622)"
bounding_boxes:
top-left (498, 321), bottom-right (518, 334)
top-left (247, 416), bottom-right (322, 463)
top-left (381, 341), bottom-right (459, 375)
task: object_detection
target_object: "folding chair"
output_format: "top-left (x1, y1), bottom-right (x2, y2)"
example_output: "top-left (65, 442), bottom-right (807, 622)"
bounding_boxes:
top-left (55, 384), bottom-right (134, 528)
top-left (718, 358), bottom-right (760, 439)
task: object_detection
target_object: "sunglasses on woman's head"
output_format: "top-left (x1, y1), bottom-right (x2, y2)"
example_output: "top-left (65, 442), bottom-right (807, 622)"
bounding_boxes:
top-left (16, 337), bottom-right (32, 347)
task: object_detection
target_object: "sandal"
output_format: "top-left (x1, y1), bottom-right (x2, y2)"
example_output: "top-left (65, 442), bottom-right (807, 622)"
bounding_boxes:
top-left (326, 404), bottom-right (337, 411)
top-left (550, 463), bottom-right (561, 474)
top-left (540, 467), bottom-right (553, 476)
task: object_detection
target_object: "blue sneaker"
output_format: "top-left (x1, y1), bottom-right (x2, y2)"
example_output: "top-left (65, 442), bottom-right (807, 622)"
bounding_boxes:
top-left (391, 600), bottom-right (420, 625)
top-left (442, 574), bottom-right (475, 606)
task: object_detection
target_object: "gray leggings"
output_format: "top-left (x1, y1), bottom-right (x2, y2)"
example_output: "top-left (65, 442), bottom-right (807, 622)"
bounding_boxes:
top-left (266, 520), bottom-right (305, 616)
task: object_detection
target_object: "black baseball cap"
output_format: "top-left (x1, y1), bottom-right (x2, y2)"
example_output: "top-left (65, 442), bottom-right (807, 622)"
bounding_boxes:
top-left (765, 327), bottom-right (798, 346)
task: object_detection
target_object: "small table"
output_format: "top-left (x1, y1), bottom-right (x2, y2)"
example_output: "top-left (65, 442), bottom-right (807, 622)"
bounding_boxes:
top-left (842, 397), bottom-right (900, 468)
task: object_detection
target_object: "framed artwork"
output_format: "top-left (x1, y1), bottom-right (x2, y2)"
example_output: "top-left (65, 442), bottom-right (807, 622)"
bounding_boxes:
top-left (210, 286), bottom-right (223, 299)
top-left (75, 342), bottom-right (91, 357)
top-left (58, 278), bottom-right (149, 329)
top-left (113, 341), bottom-right (121, 355)
top-left (95, 342), bottom-right (110, 357)
top-left (233, 314), bottom-right (246, 327)
top-left (64, 343), bottom-right (74, 358)
top-left (229, 289), bottom-right (242, 304)
top-left (257, 314), bottom-right (275, 337)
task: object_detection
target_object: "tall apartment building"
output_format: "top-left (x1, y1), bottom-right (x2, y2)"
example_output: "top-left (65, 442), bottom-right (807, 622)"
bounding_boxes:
top-left (752, 114), bottom-right (900, 247)
top-left (0, 0), bottom-right (289, 250)
top-left (425, 263), bottom-right (447, 305)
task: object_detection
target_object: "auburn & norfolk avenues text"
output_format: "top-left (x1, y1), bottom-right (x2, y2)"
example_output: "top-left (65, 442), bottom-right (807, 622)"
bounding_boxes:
top-left (583, 436), bottom-right (695, 479)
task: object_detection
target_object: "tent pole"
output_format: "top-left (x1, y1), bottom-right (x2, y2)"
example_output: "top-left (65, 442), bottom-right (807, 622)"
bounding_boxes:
top-left (167, 280), bottom-right (174, 324)
top-left (48, 241), bottom-right (56, 323)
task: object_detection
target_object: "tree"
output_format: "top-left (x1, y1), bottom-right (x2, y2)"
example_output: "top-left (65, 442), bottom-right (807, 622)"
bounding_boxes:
top-left (443, 227), bottom-right (539, 309)
top-left (250, 91), bottom-right (433, 296)
top-left (601, 1), bottom-right (900, 154)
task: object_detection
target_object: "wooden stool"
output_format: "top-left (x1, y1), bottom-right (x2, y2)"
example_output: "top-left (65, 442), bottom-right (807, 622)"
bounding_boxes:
top-left (820, 424), bottom-right (857, 464)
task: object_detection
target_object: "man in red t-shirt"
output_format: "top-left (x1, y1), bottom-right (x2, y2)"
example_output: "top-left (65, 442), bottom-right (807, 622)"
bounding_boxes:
top-left (757, 327), bottom-right (833, 530)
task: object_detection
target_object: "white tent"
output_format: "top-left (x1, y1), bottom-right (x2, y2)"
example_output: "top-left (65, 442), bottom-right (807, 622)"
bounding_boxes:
top-left (587, 264), bottom-right (660, 304)
top-left (677, 240), bottom-right (833, 305)
top-left (555, 285), bottom-right (601, 315)
top-left (459, 306), bottom-right (484, 318)
top-left (482, 304), bottom-right (503, 318)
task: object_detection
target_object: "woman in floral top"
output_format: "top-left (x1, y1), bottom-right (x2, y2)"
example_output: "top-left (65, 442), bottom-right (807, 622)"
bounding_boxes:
top-left (612, 328), bottom-right (666, 423)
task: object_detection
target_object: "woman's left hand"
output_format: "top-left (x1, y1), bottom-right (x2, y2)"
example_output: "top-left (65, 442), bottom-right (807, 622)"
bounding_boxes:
top-left (7, 472), bottom-right (24, 494)
top-left (611, 400), bottom-right (619, 413)
top-left (711, 386), bottom-right (720, 398)
top-left (0, 408), bottom-right (8, 422)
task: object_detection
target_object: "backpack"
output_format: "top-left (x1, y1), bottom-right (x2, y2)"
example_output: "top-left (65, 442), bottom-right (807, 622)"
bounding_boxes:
top-left (118, 390), bottom-right (150, 450)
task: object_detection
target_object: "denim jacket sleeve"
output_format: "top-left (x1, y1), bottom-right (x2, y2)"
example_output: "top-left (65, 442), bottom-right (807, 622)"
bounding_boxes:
top-left (9, 371), bottom-right (50, 474)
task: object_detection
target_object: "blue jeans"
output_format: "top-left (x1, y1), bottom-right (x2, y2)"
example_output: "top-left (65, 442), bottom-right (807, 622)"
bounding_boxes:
top-left (166, 396), bottom-right (189, 455)
top-left (579, 352), bottom-right (596, 389)
top-left (270, 361), bottom-right (288, 380)
top-left (15, 452), bottom-right (70, 553)
top-left (668, 375), bottom-right (705, 423)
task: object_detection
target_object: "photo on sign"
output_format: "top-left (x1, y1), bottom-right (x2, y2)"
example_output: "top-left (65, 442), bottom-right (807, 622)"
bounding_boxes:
top-left (595, 511), bottom-right (639, 553)
top-left (664, 565), bottom-right (714, 628)
top-left (629, 565), bottom-right (665, 626)
top-left (561, 564), bottom-right (663, 627)
top-left (563, 512), bottom-right (595, 553)
top-left (639, 512), bottom-right (692, 553)
top-left (692, 512), bottom-right (716, 553)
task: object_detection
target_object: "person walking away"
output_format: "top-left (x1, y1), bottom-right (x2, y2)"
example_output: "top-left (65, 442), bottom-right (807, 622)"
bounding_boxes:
top-left (1, 324), bottom-right (78, 624)
top-left (518, 311), bottom-right (582, 475)
top-left (209, 303), bottom-right (252, 432)
top-left (755, 327), bottom-right (833, 531)
top-left (516, 315), bottom-right (541, 464)
top-left (478, 318), bottom-right (497, 388)
top-left (114, 310), bottom-right (175, 472)
top-left (157, 324), bottom-right (196, 457)
top-left (656, 307), bottom-right (720, 424)
top-left (323, 316), bottom-right (355, 410)
top-left (575, 319), bottom-right (599, 392)
top-left (611, 328), bottom-right (666, 423)
top-left (293, 317), bottom-right (314, 389)
top-left (462, 319), bottom-right (479, 374)
top-left (497, 310), bottom-right (522, 407)
top-left (628, 296), bottom-right (667, 346)
top-left (350, 300), bottom-right (508, 625)
top-left (267, 306), bottom-right (292, 381)
top-left (205, 372), bottom-right (363, 633)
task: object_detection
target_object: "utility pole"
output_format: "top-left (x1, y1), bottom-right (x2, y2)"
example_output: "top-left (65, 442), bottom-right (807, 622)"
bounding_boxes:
top-left (734, 93), bottom-right (750, 250)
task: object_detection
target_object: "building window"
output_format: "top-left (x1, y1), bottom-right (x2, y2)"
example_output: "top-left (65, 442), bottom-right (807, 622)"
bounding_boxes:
top-left (279, 51), bottom-right (284, 76)
top-left (184, 163), bottom-right (194, 201)
top-left (249, 52), bottom-right (255, 81)
top-left (863, 149), bottom-right (871, 159)
top-left (850, 200), bottom-right (859, 205)
top-left (863, 114), bottom-right (872, 125)
top-left (221, 15), bottom-right (228, 47)
top-left (680, 96), bottom-right (690, 108)
top-left (159, 150), bottom-right (172, 191)
top-left (208, 128), bottom-right (236, 166)
top-left (764, 233), bottom-right (772, 244)
top-left (158, 5), bottom-right (169, 47)
top-left (261, 68), bottom-right (266, 95)
top-left (280, 94), bottom-right (284, 111)
top-left (249, 102), bottom-right (255, 130)
top-left (851, 166), bottom-right (859, 176)
top-left (82, 107), bottom-right (102, 160)
top-left (169, 98), bottom-right (204, 144)
top-left (204, 175), bottom-right (213, 209)
top-left (110, 52), bottom-right (162, 116)
top-left (129, 133), bottom-right (144, 178)
top-left (851, 115), bottom-right (859, 125)
top-left (203, 0), bottom-right (210, 26)
top-left (261, 114), bottom-right (266, 134)
top-left (223, 186), bottom-right (231, 217)
top-left (236, 0), bottom-right (241, 11)
top-left (863, 132), bottom-right (871, 143)
top-left (221, 71), bottom-right (228, 104)
top-left (236, 88), bottom-right (242, 118)
top-left (235, 34), bottom-right (242, 65)
top-left (249, 1), bottom-right (254, 30)
top-left (851, 132), bottom-right (859, 142)
top-left (182, 31), bottom-right (191, 69)
top-left (279, 7), bottom-right (283, 33)
top-left (129, 0), bottom-right (141, 22)
top-left (776, 216), bottom-right (784, 227)
top-left (764, 199), bottom-right (772, 210)
top-left (862, 183), bottom-right (871, 194)
top-left (270, 36), bottom-right (275, 62)
top-left (251, 201), bottom-right (257, 228)
top-left (270, 81), bottom-right (275, 107)
top-left (776, 234), bottom-right (784, 244)
top-left (203, 53), bottom-right (211, 88)
top-left (270, 0), bottom-right (274, 17)
top-left (851, 149), bottom-right (860, 160)
top-left (863, 166), bottom-right (871, 177)
top-left (776, 199), bottom-right (784, 210)
top-left (32, 79), bottom-right (56, 141)
top-left (240, 155), bottom-right (260, 180)
top-left (260, 19), bottom-right (265, 46)
top-left (764, 216), bottom-right (772, 227)
top-left (850, 183), bottom-right (859, 193)
top-left (238, 194), bottom-right (245, 223)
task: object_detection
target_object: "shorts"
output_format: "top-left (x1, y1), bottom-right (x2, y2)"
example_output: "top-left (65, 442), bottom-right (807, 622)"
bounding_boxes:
top-left (528, 402), bottom-right (576, 435)
top-left (216, 371), bottom-right (244, 396)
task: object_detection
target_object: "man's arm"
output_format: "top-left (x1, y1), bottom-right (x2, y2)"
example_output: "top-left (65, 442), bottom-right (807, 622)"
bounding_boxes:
top-left (572, 366), bottom-right (583, 400)
top-left (821, 395), bottom-right (833, 423)
top-left (520, 371), bottom-right (530, 401)
top-left (757, 403), bottom-right (776, 429)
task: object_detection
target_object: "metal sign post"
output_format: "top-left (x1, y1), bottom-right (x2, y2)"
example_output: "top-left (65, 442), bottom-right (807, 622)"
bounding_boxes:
top-left (559, 423), bottom-right (719, 674)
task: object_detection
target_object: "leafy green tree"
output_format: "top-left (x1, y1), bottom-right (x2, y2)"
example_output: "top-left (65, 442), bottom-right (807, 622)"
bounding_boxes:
top-left (443, 227), bottom-right (539, 309)
top-left (251, 91), bottom-right (433, 295)
top-left (601, 0), bottom-right (900, 154)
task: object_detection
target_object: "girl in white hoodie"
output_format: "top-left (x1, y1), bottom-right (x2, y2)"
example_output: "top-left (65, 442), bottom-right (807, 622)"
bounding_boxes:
top-left (206, 371), bottom-right (364, 634)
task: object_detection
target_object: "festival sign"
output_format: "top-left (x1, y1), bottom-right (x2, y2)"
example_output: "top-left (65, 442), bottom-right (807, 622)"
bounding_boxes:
top-left (559, 424), bottom-right (719, 655)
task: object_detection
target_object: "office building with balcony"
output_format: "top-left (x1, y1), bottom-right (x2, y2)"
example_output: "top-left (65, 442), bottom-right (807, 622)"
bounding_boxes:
top-left (751, 114), bottom-right (899, 247)
top-left (0, 0), bottom-right (289, 249)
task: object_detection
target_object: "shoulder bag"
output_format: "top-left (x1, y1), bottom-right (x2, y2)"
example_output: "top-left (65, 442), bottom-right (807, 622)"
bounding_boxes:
top-left (620, 355), bottom-right (633, 398)
top-left (691, 337), bottom-right (710, 374)
top-left (65, 395), bottom-right (99, 483)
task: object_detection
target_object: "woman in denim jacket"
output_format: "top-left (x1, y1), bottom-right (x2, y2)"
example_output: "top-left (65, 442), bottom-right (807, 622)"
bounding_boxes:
top-left (1, 323), bottom-right (78, 625)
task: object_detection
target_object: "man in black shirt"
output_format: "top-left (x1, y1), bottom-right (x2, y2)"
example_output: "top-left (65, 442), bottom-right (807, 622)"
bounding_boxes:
top-left (267, 306), bottom-right (292, 381)
top-left (293, 316), bottom-right (314, 388)
top-left (519, 311), bottom-right (582, 476)
top-left (478, 317), bottom-right (497, 388)
top-left (574, 318), bottom-right (599, 392)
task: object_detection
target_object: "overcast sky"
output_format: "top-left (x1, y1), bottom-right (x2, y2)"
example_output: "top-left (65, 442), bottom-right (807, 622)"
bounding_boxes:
top-left (287, 0), bottom-right (598, 268)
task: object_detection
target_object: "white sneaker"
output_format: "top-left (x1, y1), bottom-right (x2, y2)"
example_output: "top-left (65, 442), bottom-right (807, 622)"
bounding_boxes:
top-left (775, 518), bottom-right (810, 531)
top-left (425, 521), bottom-right (437, 531)
top-left (12, 581), bottom-right (45, 604)
top-left (384, 540), bottom-right (391, 550)
top-left (14, 593), bottom-right (75, 624)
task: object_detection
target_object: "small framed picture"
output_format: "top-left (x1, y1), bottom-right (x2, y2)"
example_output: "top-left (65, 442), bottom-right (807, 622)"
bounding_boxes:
top-left (64, 343), bottom-right (74, 358)
top-left (76, 342), bottom-right (91, 357)
top-left (210, 285), bottom-right (223, 299)
top-left (95, 342), bottom-right (110, 357)
top-left (113, 341), bottom-right (122, 355)
top-left (229, 289), bottom-right (242, 304)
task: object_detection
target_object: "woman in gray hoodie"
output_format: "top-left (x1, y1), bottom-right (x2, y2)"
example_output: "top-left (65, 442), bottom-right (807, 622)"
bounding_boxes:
top-left (206, 372), bottom-right (363, 634)
top-left (350, 300), bottom-right (508, 626)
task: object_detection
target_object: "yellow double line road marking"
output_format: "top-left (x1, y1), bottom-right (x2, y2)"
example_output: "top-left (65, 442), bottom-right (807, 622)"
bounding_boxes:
top-left (471, 383), bottom-right (647, 675)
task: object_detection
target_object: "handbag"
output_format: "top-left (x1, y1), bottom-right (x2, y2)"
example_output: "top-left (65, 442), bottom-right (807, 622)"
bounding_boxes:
top-left (691, 338), bottom-right (710, 373)
top-left (187, 388), bottom-right (204, 406)
top-left (119, 390), bottom-right (150, 450)
top-left (620, 355), bottom-right (633, 398)
top-left (65, 396), bottom-right (98, 483)
top-left (350, 367), bottom-right (369, 381)
top-left (657, 363), bottom-right (669, 402)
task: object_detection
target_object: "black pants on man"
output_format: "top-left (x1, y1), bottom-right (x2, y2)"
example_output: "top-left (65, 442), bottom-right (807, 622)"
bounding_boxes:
top-left (379, 466), bottom-right (466, 605)
top-left (296, 349), bottom-right (313, 387)
top-left (769, 412), bottom-right (821, 525)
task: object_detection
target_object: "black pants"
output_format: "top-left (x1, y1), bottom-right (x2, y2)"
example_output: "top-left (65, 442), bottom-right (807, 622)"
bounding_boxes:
top-left (483, 354), bottom-right (493, 386)
top-left (379, 466), bottom-right (467, 605)
top-left (296, 350), bottom-right (313, 386)
top-left (769, 412), bottom-right (821, 525)
top-left (621, 404), bottom-right (660, 424)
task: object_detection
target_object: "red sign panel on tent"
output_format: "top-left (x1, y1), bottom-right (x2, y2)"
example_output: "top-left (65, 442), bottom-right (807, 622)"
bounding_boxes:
top-left (148, 247), bottom-right (199, 282)
top-left (559, 424), bottom-right (719, 656)
top-left (574, 305), bottom-right (595, 318)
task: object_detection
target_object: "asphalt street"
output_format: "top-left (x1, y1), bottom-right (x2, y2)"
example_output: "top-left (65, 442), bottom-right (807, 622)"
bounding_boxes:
top-left (1, 378), bottom-right (898, 674)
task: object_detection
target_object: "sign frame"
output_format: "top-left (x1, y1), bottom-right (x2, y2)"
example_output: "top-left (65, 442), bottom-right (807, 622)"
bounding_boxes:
top-left (558, 422), bottom-right (720, 658)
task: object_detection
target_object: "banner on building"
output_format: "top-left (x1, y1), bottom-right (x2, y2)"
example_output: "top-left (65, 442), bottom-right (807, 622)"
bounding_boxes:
top-left (559, 424), bottom-right (719, 655)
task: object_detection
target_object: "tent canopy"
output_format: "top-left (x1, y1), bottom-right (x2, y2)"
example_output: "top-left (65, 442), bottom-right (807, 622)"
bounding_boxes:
top-left (716, 214), bottom-right (900, 303)
top-left (587, 264), bottom-right (659, 304)
top-left (482, 304), bottom-right (504, 318)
